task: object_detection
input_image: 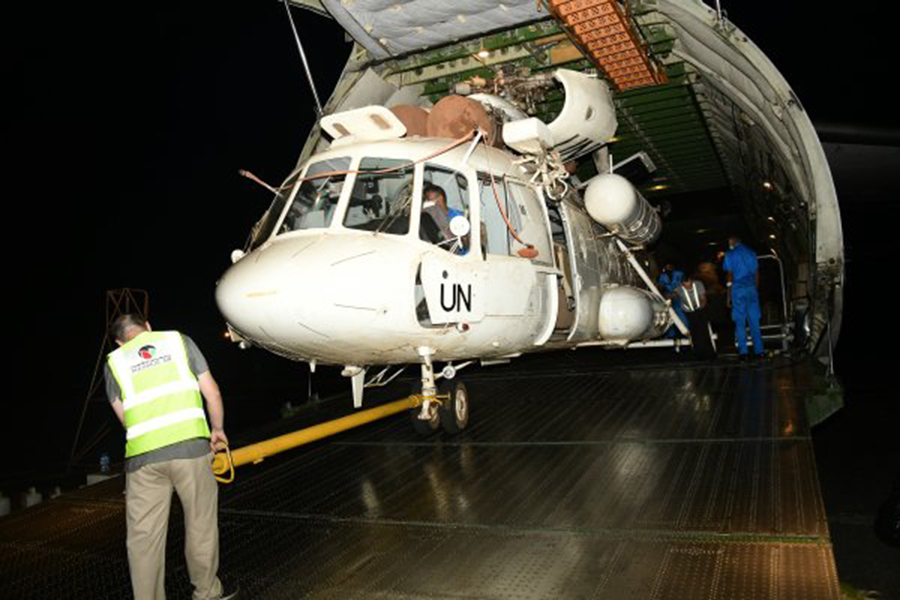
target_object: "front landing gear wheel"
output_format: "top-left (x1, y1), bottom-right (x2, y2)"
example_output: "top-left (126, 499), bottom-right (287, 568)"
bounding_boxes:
top-left (410, 402), bottom-right (441, 435)
top-left (439, 381), bottom-right (469, 434)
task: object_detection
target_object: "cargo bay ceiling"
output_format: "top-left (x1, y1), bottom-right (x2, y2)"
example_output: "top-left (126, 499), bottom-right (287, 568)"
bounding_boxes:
top-left (289, 0), bottom-right (844, 354)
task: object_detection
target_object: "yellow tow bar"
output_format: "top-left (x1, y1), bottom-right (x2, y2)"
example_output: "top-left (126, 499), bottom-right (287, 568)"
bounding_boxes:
top-left (212, 394), bottom-right (427, 483)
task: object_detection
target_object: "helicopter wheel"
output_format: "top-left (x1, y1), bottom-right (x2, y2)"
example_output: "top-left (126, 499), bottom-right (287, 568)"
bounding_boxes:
top-left (439, 380), bottom-right (469, 434)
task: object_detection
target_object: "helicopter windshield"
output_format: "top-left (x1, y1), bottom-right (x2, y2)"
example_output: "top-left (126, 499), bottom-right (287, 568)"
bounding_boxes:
top-left (246, 169), bottom-right (303, 251)
top-left (278, 157), bottom-right (351, 234)
top-left (343, 157), bottom-right (414, 235)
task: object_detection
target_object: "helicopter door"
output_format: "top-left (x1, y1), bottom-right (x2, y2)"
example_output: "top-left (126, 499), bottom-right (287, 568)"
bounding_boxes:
top-left (417, 165), bottom-right (485, 326)
top-left (475, 175), bottom-right (527, 314)
top-left (506, 180), bottom-right (557, 346)
top-left (476, 174), bottom-right (557, 346)
top-left (505, 181), bottom-right (554, 267)
top-left (558, 200), bottom-right (603, 343)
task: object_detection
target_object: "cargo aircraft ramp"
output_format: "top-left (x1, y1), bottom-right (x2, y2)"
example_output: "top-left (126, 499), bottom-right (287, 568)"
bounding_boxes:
top-left (0, 357), bottom-right (840, 599)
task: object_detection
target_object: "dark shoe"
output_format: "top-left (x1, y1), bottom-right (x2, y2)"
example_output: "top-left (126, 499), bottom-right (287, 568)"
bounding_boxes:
top-left (218, 584), bottom-right (239, 599)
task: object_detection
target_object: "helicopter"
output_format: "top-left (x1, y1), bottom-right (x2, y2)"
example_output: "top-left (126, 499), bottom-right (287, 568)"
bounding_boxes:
top-left (215, 67), bottom-right (690, 434)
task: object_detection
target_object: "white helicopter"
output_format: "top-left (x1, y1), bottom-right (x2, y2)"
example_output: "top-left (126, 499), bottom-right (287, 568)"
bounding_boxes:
top-left (216, 68), bottom-right (686, 434)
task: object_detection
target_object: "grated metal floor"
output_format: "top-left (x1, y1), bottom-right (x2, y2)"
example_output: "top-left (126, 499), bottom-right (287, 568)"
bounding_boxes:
top-left (0, 358), bottom-right (840, 599)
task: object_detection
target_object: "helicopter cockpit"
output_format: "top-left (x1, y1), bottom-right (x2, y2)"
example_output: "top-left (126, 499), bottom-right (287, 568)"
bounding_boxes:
top-left (270, 152), bottom-right (472, 254)
top-left (244, 138), bottom-right (561, 267)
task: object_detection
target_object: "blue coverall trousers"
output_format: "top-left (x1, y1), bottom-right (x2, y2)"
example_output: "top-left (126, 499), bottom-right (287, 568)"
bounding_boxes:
top-left (731, 284), bottom-right (764, 356)
top-left (666, 302), bottom-right (687, 338)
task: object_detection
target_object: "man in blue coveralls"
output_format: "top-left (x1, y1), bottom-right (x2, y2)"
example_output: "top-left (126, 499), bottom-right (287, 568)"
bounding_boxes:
top-left (724, 235), bottom-right (765, 360)
top-left (658, 263), bottom-right (686, 338)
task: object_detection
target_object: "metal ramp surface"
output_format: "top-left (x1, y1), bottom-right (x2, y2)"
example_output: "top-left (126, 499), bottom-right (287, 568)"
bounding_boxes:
top-left (0, 359), bottom-right (840, 599)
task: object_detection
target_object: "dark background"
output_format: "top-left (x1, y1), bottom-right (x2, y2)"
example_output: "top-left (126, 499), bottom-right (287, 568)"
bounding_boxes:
top-left (4, 3), bottom-right (899, 588)
top-left (6, 4), bottom-right (355, 470)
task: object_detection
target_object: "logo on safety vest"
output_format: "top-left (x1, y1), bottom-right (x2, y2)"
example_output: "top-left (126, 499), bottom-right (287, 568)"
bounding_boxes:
top-left (138, 345), bottom-right (157, 360)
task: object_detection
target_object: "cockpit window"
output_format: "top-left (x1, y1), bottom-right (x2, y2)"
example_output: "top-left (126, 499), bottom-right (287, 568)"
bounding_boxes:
top-left (278, 157), bottom-right (351, 234)
top-left (507, 181), bottom-right (553, 266)
top-left (478, 173), bottom-right (511, 257)
top-left (247, 170), bottom-right (303, 251)
top-left (420, 165), bottom-right (470, 254)
top-left (343, 157), bottom-right (414, 235)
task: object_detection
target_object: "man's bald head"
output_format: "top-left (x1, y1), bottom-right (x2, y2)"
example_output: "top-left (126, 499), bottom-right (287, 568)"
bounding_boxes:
top-left (111, 314), bottom-right (150, 345)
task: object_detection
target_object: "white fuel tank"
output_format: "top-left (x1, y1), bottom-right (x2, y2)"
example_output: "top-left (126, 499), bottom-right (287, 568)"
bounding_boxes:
top-left (598, 286), bottom-right (669, 343)
top-left (584, 173), bottom-right (661, 245)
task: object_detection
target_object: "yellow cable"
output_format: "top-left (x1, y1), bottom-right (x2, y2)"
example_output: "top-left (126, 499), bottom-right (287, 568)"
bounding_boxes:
top-left (213, 443), bottom-right (235, 484)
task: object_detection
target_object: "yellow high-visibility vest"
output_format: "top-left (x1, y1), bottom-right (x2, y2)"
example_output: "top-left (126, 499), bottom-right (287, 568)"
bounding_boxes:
top-left (681, 284), bottom-right (702, 312)
top-left (108, 331), bottom-right (209, 457)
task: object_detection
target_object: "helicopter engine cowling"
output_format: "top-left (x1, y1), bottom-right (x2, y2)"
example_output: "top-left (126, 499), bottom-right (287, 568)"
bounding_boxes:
top-left (598, 286), bottom-right (670, 343)
top-left (584, 173), bottom-right (661, 245)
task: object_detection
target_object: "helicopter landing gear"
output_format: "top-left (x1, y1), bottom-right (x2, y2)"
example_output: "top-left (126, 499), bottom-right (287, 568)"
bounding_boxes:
top-left (411, 348), bottom-right (441, 435)
top-left (410, 348), bottom-right (469, 436)
top-left (410, 399), bottom-right (441, 434)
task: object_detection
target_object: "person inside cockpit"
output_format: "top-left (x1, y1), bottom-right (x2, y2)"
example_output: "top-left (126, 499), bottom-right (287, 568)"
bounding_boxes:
top-left (421, 183), bottom-right (469, 255)
top-left (422, 184), bottom-right (461, 240)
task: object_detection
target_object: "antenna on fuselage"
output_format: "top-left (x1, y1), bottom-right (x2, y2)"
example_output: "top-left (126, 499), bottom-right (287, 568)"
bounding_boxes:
top-left (282, 0), bottom-right (324, 117)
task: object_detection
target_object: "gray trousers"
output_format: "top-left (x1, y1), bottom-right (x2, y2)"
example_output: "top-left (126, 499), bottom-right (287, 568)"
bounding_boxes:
top-left (125, 454), bottom-right (223, 600)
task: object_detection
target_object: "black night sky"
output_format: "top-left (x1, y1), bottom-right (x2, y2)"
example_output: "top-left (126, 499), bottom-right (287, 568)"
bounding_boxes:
top-left (6, 3), bottom-right (899, 483)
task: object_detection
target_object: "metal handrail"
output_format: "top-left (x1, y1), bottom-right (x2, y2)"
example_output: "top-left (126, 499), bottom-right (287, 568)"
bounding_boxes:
top-left (757, 254), bottom-right (790, 350)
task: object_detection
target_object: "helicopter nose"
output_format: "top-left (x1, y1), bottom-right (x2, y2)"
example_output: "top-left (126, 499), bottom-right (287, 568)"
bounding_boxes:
top-left (215, 248), bottom-right (290, 341)
top-left (216, 235), bottom-right (412, 358)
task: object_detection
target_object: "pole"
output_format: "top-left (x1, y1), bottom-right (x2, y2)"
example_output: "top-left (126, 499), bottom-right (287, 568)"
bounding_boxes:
top-left (282, 0), bottom-right (324, 116)
top-left (615, 238), bottom-right (690, 336)
top-left (212, 395), bottom-right (423, 477)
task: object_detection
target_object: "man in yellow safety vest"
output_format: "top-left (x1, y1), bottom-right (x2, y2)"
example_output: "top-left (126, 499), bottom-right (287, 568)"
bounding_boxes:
top-left (105, 313), bottom-right (237, 600)
top-left (675, 272), bottom-right (717, 360)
